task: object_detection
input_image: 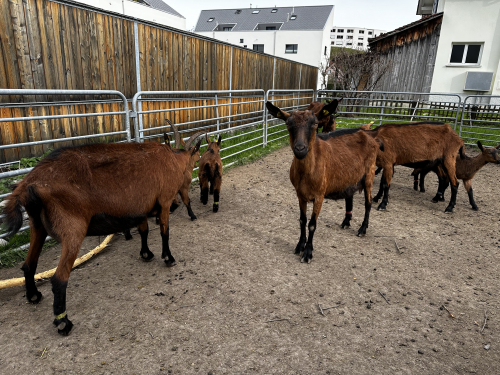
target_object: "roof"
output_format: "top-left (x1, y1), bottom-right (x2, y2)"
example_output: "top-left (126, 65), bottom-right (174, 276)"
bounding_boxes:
top-left (140, 0), bottom-right (185, 19)
top-left (368, 13), bottom-right (442, 44)
top-left (194, 5), bottom-right (334, 32)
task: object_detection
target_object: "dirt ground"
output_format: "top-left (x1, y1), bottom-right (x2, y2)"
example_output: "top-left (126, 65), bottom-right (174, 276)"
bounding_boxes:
top-left (0, 145), bottom-right (499, 375)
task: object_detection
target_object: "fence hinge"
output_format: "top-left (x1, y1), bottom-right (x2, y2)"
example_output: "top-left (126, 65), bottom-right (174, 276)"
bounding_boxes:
top-left (129, 111), bottom-right (137, 118)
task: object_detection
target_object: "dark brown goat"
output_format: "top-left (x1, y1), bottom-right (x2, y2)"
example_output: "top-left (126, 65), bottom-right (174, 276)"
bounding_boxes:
top-left (306, 98), bottom-right (342, 133)
top-left (368, 122), bottom-right (464, 212)
top-left (266, 100), bottom-right (381, 263)
top-left (412, 141), bottom-right (500, 210)
top-left (3, 127), bottom-right (202, 335)
top-left (199, 134), bottom-right (223, 212)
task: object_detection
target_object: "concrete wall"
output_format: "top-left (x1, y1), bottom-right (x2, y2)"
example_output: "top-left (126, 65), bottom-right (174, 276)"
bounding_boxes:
top-left (430, 0), bottom-right (500, 97)
top-left (71, 0), bottom-right (186, 30)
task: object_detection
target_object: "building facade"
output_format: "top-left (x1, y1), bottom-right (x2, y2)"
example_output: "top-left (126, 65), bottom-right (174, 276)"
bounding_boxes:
top-left (71, 0), bottom-right (186, 29)
top-left (330, 27), bottom-right (385, 50)
top-left (369, 0), bottom-right (500, 98)
top-left (194, 6), bottom-right (334, 73)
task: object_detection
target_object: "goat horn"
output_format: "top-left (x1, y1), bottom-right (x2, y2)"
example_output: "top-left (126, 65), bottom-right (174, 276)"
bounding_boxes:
top-left (184, 131), bottom-right (204, 150)
top-left (168, 121), bottom-right (181, 150)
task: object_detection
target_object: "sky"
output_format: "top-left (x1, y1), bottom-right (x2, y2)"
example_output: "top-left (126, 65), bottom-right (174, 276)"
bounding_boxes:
top-left (165, 0), bottom-right (421, 33)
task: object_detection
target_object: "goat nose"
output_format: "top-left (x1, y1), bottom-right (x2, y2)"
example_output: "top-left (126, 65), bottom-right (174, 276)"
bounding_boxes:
top-left (294, 144), bottom-right (306, 152)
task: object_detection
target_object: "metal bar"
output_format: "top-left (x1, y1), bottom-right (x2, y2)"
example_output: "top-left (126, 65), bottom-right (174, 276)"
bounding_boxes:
top-left (229, 47), bottom-right (233, 128)
top-left (215, 94), bottom-right (220, 132)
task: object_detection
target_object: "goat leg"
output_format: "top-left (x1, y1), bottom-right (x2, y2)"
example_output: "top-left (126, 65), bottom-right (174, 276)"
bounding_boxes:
top-left (373, 176), bottom-right (384, 203)
top-left (178, 189), bottom-right (197, 220)
top-left (22, 223), bottom-right (47, 304)
top-left (138, 219), bottom-right (154, 261)
top-left (432, 176), bottom-right (448, 203)
top-left (159, 210), bottom-right (176, 267)
top-left (377, 170), bottom-right (392, 211)
top-left (295, 200), bottom-right (307, 255)
top-left (412, 170), bottom-right (420, 191)
top-left (200, 184), bottom-right (209, 205)
top-left (213, 189), bottom-right (220, 213)
top-left (357, 187), bottom-right (372, 237)
top-left (464, 180), bottom-right (478, 211)
top-left (301, 198), bottom-right (323, 264)
top-left (341, 197), bottom-right (353, 228)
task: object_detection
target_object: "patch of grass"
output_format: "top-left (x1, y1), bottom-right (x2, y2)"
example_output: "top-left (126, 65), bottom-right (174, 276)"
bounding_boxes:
top-left (0, 230), bottom-right (57, 268)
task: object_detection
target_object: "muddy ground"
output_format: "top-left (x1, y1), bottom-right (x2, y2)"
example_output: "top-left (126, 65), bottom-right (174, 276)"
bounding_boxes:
top-left (0, 146), bottom-right (499, 375)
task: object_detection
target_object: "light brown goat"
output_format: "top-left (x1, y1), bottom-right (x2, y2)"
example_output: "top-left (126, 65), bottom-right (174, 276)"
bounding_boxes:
top-left (368, 122), bottom-right (464, 212)
top-left (306, 98), bottom-right (342, 133)
top-left (3, 127), bottom-right (202, 335)
top-left (266, 100), bottom-right (382, 263)
top-left (199, 134), bottom-right (223, 212)
top-left (412, 141), bottom-right (499, 210)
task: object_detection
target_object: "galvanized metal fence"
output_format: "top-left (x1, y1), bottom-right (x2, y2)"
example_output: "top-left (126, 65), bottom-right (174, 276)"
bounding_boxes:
top-left (317, 90), bottom-right (463, 130)
top-left (1, 88), bottom-right (499, 255)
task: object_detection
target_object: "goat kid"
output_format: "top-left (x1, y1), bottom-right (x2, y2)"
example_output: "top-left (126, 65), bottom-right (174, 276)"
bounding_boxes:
top-left (199, 134), bottom-right (223, 212)
top-left (266, 100), bottom-right (381, 263)
top-left (306, 98), bottom-right (342, 133)
top-left (3, 127), bottom-right (202, 335)
top-left (368, 122), bottom-right (464, 213)
top-left (412, 141), bottom-right (500, 210)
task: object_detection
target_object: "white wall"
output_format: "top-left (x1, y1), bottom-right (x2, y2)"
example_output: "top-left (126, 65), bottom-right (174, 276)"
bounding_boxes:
top-left (71, 0), bottom-right (186, 30)
top-left (430, 0), bottom-right (500, 97)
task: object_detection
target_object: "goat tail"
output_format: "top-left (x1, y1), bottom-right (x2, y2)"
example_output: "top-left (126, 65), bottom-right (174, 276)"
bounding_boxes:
top-left (204, 163), bottom-right (212, 181)
top-left (375, 138), bottom-right (384, 152)
top-left (459, 146), bottom-right (465, 159)
top-left (214, 163), bottom-right (221, 179)
top-left (3, 184), bottom-right (43, 237)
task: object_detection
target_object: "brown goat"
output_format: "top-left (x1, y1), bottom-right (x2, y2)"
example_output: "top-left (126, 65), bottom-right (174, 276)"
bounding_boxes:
top-left (306, 98), bottom-right (342, 133)
top-left (199, 134), bottom-right (223, 212)
top-left (368, 122), bottom-right (464, 212)
top-left (266, 100), bottom-right (382, 263)
top-left (3, 127), bottom-right (202, 335)
top-left (412, 141), bottom-right (499, 210)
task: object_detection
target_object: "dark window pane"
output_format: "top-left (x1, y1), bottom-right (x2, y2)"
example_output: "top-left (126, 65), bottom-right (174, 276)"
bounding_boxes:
top-left (266, 26), bottom-right (276, 30)
top-left (450, 44), bottom-right (465, 63)
top-left (465, 45), bottom-right (481, 63)
top-left (253, 44), bottom-right (264, 52)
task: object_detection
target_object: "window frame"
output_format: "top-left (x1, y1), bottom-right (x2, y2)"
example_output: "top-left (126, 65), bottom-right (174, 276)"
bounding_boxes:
top-left (448, 43), bottom-right (483, 66)
top-left (285, 44), bottom-right (298, 54)
top-left (253, 44), bottom-right (264, 53)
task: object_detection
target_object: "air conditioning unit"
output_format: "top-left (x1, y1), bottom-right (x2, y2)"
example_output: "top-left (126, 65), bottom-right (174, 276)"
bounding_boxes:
top-left (464, 71), bottom-right (494, 91)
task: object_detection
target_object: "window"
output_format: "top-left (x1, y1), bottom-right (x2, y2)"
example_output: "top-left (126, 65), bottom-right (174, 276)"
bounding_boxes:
top-left (337, 35), bottom-right (343, 39)
top-left (347, 36), bottom-right (353, 39)
top-left (240, 39), bottom-right (244, 43)
top-left (368, 30), bottom-right (373, 35)
top-left (358, 37), bottom-right (364, 40)
top-left (359, 30), bottom-right (364, 34)
top-left (222, 27), bottom-right (232, 31)
top-left (347, 29), bottom-right (353, 33)
top-left (336, 41), bottom-right (343, 45)
top-left (207, 17), bottom-right (214, 22)
top-left (347, 42), bottom-right (352, 46)
top-left (252, 10), bottom-right (260, 14)
top-left (337, 29), bottom-right (344, 33)
top-left (253, 44), bottom-right (264, 52)
top-left (244, 45), bottom-right (247, 48)
top-left (290, 15), bottom-right (297, 20)
top-left (266, 26), bottom-right (276, 30)
top-left (271, 8), bottom-right (277, 13)
top-left (449, 43), bottom-right (482, 65)
top-left (331, 29), bottom-right (335, 32)
top-left (358, 43), bottom-right (364, 46)
top-left (331, 41), bottom-right (335, 45)
top-left (324, 46), bottom-right (327, 55)
top-left (285, 44), bottom-right (298, 54)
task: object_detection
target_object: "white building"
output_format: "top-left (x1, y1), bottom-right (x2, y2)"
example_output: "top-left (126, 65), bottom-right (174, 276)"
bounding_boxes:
top-left (421, 0), bottom-right (500, 97)
top-left (70, 0), bottom-right (186, 29)
top-left (330, 27), bottom-right (385, 50)
top-left (194, 6), bottom-right (334, 71)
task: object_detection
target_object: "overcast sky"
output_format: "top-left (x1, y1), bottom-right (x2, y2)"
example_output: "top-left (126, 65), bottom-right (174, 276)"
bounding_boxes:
top-left (166, 0), bottom-right (420, 32)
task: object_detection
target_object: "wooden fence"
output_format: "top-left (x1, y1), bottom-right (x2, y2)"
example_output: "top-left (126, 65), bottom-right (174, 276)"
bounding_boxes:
top-left (0, 0), bottom-right (318, 162)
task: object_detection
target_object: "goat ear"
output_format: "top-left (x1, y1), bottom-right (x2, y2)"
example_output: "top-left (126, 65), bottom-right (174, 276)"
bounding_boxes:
top-left (477, 140), bottom-right (485, 152)
top-left (266, 101), bottom-right (290, 120)
top-left (217, 134), bottom-right (222, 146)
top-left (318, 99), bottom-right (340, 120)
top-left (191, 139), bottom-right (202, 155)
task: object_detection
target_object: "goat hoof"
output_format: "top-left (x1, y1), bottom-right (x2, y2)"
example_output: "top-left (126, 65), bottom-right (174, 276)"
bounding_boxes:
top-left (294, 243), bottom-right (305, 255)
top-left (213, 204), bottom-right (219, 213)
top-left (123, 230), bottom-right (133, 241)
top-left (190, 215), bottom-right (197, 221)
top-left (27, 291), bottom-right (43, 304)
top-left (373, 196), bottom-right (380, 203)
top-left (431, 198), bottom-right (439, 203)
top-left (164, 259), bottom-right (177, 267)
top-left (376, 204), bottom-right (386, 211)
top-left (444, 207), bottom-right (454, 213)
top-left (420, 188), bottom-right (425, 193)
top-left (140, 250), bottom-right (155, 262)
top-left (53, 316), bottom-right (73, 336)
top-left (472, 206), bottom-right (478, 211)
